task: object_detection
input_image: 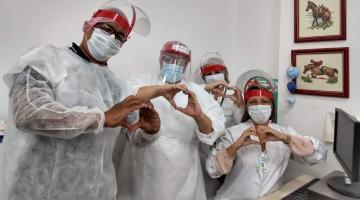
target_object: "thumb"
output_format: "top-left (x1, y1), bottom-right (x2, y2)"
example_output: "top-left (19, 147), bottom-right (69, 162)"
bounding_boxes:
top-left (127, 121), bottom-right (142, 132)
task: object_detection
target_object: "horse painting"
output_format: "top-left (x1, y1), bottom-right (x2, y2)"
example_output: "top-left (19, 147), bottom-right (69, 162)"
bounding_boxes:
top-left (303, 63), bottom-right (338, 79)
top-left (306, 1), bottom-right (332, 30)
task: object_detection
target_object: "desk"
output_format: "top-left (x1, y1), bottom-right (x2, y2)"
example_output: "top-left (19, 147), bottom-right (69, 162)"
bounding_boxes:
top-left (260, 175), bottom-right (315, 200)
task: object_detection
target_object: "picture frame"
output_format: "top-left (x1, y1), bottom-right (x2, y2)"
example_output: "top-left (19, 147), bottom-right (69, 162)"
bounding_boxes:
top-left (294, 0), bottom-right (346, 43)
top-left (291, 47), bottom-right (349, 98)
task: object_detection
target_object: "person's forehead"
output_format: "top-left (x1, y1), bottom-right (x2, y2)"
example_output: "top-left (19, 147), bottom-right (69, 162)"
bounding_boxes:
top-left (163, 52), bottom-right (189, 60)
top-left (248, 96), bottom-right (271, 101)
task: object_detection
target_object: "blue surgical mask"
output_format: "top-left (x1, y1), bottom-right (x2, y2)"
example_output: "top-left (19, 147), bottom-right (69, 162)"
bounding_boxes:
top-left (160, 64), bottom-right (184, 83)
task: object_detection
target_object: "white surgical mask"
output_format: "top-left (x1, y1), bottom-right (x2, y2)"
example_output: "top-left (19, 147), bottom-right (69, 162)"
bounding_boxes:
top-left (248, 105), bottom-right (272, 124)
top-left (161, 63), bottom-right (184, 83)
top-left (87, 28), bottom-right (121, 62)
top-left (205, 73), bottom-right (224, 83)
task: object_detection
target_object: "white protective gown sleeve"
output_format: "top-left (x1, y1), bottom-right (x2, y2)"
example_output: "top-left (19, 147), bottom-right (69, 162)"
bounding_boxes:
top-left (0, 44), bottom-right (129, 200)
top-left (205, 121), bottom-right (327, 199)
top-left (124, 127), bottom-right (160, 147)
top-left (10, 66), bottom-right (104, 139)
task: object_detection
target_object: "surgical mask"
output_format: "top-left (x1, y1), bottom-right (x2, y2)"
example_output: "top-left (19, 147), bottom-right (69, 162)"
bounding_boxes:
top-left (205, 73), bottom-right (224, 83)
top-left (87, 28), bottom-right (121, 62)
top-left (161, 63), bottom-right (184, 83)
top-left (248, 105), bottom-right (272, 124)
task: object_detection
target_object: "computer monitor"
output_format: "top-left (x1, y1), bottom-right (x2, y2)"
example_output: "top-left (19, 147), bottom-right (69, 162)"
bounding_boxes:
top-left (327, 108), bottom-right (360, 198)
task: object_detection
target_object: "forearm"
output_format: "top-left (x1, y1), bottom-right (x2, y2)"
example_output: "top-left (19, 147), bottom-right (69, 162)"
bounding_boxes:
top-left (207, 148), bottom-right (236, 177)
top-left (289, 135), bottom-right (327, 165)
top-left (226, 141), bottom-right (241, 158)
top-left (135, 85), bottom-right (162, 101)
top-left (194, 112), bottom-right (213, 134)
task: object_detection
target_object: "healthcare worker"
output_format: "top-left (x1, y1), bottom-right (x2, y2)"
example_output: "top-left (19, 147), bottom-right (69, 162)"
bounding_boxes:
top-left (0, 1), bottom-right (185, 200)
top-left (197, 52), bottom-right (245, 199)
top-left (116, 41), bottom-right (226, 200)
top-left (199, 52), bottom-right (244, 128)
top-left (205, 75), bottom-right (327, 200)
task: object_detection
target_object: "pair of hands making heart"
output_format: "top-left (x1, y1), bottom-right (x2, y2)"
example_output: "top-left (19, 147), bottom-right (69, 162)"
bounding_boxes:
top-left (104, 95), bottom-right (160, 134)
top-left (235, 125), bottom-right (291, 151)
top-left (104, 83), bottom-right (204, 134)
top-left (204, 80), bottom-right (244, 108)
top-left (161, 84), bottom-right (204, 118)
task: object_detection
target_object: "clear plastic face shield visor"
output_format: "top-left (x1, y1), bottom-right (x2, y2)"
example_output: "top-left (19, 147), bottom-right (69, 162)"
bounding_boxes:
top-left (236, 69), bottom-right (276, 95)
top-left (193, 52), bottom-right (227, 83)
top-left (83, 0), bottom-right (151, 39)
top-left (160, 42), bottom-right (191, 84)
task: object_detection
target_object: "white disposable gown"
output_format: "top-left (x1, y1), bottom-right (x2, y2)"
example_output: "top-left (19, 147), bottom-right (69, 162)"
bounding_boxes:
top-left (199, 85), bottom-right (245, 199)
top-left (116, 74), bottom-right (226, 200)
top-left (0, 45), bottom-right (130, 200)
top-left (206, 121), bottom-right (327, 200)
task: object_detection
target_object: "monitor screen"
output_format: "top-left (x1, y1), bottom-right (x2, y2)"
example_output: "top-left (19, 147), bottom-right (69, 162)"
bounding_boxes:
top-left (334, 108), bottom-right (360, 182)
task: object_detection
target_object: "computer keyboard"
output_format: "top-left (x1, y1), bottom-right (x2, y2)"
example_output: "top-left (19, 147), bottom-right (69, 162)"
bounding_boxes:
top-left (282, 178), bottom-right (335, 200)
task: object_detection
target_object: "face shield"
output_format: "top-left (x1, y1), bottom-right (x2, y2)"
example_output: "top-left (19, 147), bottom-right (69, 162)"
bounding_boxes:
top-left (159, 41), bottom-right (191, 84)
top-left (83, 0), bottom-right (151, 38)
top-left (236, 69), bottom-right (276, 95)
top-left (237, 69), bottom-right (276, 124)
top-left (198, 52), bottom-right (227, 83)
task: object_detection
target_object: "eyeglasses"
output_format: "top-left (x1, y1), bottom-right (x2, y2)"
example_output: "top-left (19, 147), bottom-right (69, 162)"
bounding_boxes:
top-left (95, 23), bottom-right (128, 44)
top-left (161, 54), bottom-right (189, 67)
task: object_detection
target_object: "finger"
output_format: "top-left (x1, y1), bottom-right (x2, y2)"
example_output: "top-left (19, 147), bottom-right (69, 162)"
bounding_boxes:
top-left (167, 99), bottom-right (177, 108)
top-left (175, 84), bottom-right (188, 91)
top-left (126, 103), bottom-right (146, 114)
top-left (145, 102), bottom-right (155, 110)
top-left (127, 122), bottom-right (142, 132)
top-left (227, 86), bottom-right (240, 93)
top-left (175, 107), bottom-right (186, 114)
top-left (224, 95), bottom-right (237, 101)
top-left (211, 88), bottom-right (225, 96)
top-left (213, 80), bottom-right (228, 88)
top-left (120, 120), bottom-right (133, 130)
top-left (122, 95), bottom-right (135, 102)
top-left (186, 90), bottom-right (197, 100)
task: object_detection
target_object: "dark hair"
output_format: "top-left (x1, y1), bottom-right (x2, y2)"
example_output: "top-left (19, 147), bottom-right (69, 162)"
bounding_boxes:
top-left (240, 85), bottom-right (276, 122)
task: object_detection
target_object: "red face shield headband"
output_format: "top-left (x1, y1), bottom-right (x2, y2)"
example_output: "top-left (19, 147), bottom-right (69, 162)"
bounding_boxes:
top-left (92, 8), bottom-right (136, 37)
top-left (244, 89), bottom-right (274, 102)
top-left (161, 43), bottom-right (191, 61)
top-left (200, 64), bottom-right (226, 74)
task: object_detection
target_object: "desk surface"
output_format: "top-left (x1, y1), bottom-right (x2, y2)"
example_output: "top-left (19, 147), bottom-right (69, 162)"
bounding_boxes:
top-left (260, 175), bottom-right (315, 200)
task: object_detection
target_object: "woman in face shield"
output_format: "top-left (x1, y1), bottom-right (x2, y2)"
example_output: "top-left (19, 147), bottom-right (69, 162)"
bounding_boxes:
top-left (199, 52), bottom-right (245, 128)
top-left (0, 1), bottom-right (185, 200)
top-left (115, 41), bottom-right (226, 200)
top-left (197, 53), bottom-right (245, 199)
top-left (205, 80), bottom-right (327, 200)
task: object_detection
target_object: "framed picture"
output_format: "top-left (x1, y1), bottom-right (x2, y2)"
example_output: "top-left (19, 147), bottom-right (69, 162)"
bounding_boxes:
top-left (291, 47), bottom-right (349, 98)
top-left (294, 0), bottom-right (346, 42)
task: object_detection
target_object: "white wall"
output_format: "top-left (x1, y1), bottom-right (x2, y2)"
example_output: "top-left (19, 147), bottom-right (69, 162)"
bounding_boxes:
top-left (236, 0), bottom-right (280, 78)
top-left (278, 0), bottom-right (360, 181)
top-left (0, 0), bottom-right (239, 120)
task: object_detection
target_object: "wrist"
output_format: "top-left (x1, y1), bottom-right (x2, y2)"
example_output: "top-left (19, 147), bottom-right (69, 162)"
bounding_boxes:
top-left (226, 143), bottom-right (239, 158)
top-left (204, 85), bottom-right (211, 92)
top-left (193, 110), bottom-right (205, 121)
top-left (282, 134), bottom-right (291, 144)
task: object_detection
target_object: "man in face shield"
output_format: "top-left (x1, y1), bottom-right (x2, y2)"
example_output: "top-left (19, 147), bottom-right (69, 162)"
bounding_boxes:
top-left (116, 41), bottom-right (226, 200)
top-left (0, 1), bottom-right (186, 200)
